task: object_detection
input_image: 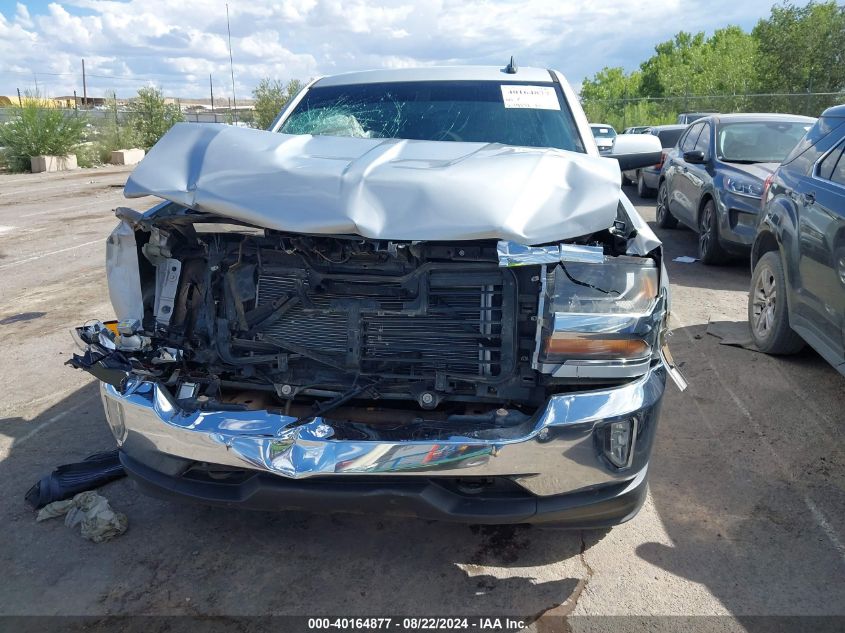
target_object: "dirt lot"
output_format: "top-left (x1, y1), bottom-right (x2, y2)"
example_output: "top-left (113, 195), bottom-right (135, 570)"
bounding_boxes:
top-left (0, 167), bottom-right (843, 630)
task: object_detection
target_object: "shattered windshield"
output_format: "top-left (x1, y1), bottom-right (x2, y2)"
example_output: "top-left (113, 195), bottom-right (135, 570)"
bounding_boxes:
top-left (279, 80), bottom-right (586, 152)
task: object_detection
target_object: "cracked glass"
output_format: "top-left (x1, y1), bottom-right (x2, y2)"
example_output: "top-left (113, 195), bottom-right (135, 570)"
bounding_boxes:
top-left (280, 80), bottom-right (586, 152)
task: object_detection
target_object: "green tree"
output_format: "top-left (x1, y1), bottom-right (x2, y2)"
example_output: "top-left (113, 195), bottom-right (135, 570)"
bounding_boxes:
top-left (128, 87), bottom-right (183, 149)
top-left (0, 93), bottom-right (88, 172)
top-left (252, 78), bottom-right (304, 129)
top-left (581, 25), bottom-right (760, 126)
top-left (753, 1), bottom-right (845, 113)
top-left (581, 67), bottom-right (660, 129)
top-left (638, 28), bottom-right (757, 104)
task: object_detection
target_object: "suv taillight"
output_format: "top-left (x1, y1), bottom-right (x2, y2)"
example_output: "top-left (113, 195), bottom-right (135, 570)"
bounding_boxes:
top-left (761, 173), bottom-right (775, 210)
top-left (655, 149), bottom-right (668, 171)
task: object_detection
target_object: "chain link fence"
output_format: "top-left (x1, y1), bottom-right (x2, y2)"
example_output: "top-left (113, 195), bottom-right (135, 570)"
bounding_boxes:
top-left (0, 107), bottom-right (252, 126)
top-left (581, 92), bottom-right (845, 131)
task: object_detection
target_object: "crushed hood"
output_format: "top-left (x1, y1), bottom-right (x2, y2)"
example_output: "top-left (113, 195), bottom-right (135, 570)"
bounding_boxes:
top-left (124, 123), bottom-right (624, 245)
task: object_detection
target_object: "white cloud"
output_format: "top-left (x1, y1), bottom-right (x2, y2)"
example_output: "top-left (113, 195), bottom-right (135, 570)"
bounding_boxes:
top-left (15, 2), bottom-right (33, 28)
top-left (0, 0), bottom-right (779, 99)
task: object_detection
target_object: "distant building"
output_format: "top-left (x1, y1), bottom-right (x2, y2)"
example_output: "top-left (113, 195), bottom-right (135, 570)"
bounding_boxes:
top-left (53, 95), bottom-right (107, 108)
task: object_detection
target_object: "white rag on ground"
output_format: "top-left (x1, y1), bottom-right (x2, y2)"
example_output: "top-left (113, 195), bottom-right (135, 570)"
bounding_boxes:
top-left (36, 491), bottom-right (128, 543)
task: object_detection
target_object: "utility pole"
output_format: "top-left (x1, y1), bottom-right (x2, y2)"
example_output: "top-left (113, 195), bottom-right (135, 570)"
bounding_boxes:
top-left (73, 90), bottom-right (78, 112)
top-left (209, 74), bottom-right (215, 118)
top-left (226, 3), bottom-right (237, 123)
top-left (16, 88), bottom-right (22, 106)
top-left (82, 58), bottom-right (88, 109)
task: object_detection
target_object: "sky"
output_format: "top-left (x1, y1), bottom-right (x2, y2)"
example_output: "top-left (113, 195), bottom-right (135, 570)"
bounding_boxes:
top-left (0, 0), bottom-right (783, 100)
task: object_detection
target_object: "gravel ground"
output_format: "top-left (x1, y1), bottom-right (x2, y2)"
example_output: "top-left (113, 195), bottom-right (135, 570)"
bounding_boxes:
top-left (0, 167), bottom-right (842, 631)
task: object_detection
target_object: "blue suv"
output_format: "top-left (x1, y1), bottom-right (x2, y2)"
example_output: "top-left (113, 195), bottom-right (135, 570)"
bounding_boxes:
top-left (748, 104), bottom-right (845, 375)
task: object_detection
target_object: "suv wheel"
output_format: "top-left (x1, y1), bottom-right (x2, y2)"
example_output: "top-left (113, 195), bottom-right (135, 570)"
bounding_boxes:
top-left (698, 200), bottom-right (728, 264)
top-left (748, 251), bottom-right (805, 354)
top-left (656, 182), bottom-right (678, 229)
top-left (637, 171), bottom-right (654, 198)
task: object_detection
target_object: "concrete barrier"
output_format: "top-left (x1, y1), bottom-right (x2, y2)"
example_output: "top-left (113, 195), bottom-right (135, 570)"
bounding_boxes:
top-left (30, 154), bottom-right (78, 173)
top-left (110, 148), bottom-right (145, 166)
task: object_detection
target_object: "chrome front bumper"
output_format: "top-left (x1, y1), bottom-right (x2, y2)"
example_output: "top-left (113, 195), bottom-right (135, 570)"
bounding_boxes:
top-left (101, 365), bottom-right (666, 497)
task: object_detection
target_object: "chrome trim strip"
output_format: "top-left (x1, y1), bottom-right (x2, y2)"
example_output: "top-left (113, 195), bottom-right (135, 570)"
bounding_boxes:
top-left (660, 343), bottom-right (688, 391)
top-left (531, 264), bottom-right (548, 371)
top-left (547, 358), bottom-right (652, 379)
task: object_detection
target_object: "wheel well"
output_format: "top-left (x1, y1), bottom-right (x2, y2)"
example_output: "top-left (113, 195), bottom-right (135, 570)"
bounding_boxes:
top-left (751, 230), bottom-right (779, 270)
top-left (696, 194), bottom-right (714, 226)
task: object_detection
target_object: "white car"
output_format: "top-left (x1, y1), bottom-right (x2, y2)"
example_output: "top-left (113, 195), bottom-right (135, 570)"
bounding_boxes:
top-left (590, 123), bottom-right (617, 153)
top-left (70, 64), bottom-right (678, 528)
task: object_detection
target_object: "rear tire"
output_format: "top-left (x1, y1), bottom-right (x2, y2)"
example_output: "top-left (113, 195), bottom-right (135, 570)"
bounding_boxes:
top-left (656, 182), bottom-right (678, 229)
top-left (698, 200), bottom-right (728, 265)
top-left (637, 171), bottom-right (654, 198)
top-left (748, 251), bottom-right (805, 354)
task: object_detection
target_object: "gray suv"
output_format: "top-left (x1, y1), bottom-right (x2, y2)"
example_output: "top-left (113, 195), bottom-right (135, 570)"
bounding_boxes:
top-left (657, 113), bottom-right (815, 264)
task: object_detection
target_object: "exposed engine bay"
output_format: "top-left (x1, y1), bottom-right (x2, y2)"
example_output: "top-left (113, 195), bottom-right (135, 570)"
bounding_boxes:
top-left (70, 204), bottom-right (669, 424)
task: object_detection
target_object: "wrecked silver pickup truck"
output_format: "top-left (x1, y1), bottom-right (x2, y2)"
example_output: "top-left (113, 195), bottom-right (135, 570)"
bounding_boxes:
top-left (70, 66), bottom-right (684, 527)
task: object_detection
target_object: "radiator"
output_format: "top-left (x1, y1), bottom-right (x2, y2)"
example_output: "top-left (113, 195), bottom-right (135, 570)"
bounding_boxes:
top-left (255, 269), bottom-right (508, 378)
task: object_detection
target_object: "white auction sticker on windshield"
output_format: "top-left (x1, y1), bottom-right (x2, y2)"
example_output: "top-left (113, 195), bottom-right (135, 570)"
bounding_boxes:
top-left (500, 85), bottom-right (560, 110)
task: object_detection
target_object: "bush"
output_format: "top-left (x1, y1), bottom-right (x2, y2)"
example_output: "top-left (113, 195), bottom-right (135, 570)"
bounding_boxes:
top-left (75, 142), bottom-right (100, 168)
top-left (93, 94), bottom-right (141, 163)
top-left (0, 96), bottom-right (88, 172)
top-left (128, 87), bottom-right (183, 149)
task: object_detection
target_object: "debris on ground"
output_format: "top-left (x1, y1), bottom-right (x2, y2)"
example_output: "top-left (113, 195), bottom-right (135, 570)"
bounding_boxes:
top-left (706, 317), bottom-right (760, 351)
top-left (673, 256), bottom-right (698, 263)
top-left (36, 491), bottom-right (128, 543)
top-left (25, 450), bottom-right (125, 509)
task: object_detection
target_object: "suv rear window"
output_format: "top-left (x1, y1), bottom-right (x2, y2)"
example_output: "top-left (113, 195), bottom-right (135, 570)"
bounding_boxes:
top-left (280, 80), bottom-right (586, 152)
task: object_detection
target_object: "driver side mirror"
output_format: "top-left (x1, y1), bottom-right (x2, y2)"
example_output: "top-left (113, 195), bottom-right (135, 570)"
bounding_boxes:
top-left (609, 134), bottom-right (663, 171)
top-left (683, 150), bottom-right (706, 164)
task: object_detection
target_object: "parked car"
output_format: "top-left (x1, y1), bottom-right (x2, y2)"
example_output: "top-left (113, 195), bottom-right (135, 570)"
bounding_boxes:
top-left (656, 113), bottom-right (815, 264)
top-left (622, 124), bottom-right (688, 193)
top-left (590, 123), bottom-right (617, 153)
top-left (747, 104), bottom-right (845, 375)
top-left (623, 126), bottom-right (650, 134)
top-left (676, 112), bottom-right (716, 124)
top-left (69, 65), bottom-right (681, 528)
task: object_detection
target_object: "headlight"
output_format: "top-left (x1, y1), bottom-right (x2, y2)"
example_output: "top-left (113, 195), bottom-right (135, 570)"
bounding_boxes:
top-left (725, 176), bottom-right (764, 198)
top-left (539, 256), bottom-right (659, 364)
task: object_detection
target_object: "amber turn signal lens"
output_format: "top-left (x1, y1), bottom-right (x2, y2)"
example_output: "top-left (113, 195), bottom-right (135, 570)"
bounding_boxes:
top-left (104, 321), bottom-right (120, 335)
top-left (544, 336), bottom-right (650, 360)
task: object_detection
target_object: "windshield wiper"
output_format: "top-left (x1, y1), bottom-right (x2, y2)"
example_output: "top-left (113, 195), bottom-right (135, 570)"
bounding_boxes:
top-left (720, 158), bottom-right (765, 164)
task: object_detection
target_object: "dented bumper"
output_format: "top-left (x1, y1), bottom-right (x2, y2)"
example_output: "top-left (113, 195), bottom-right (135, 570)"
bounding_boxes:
top-left (101, 364), bottom-right (665, 506)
